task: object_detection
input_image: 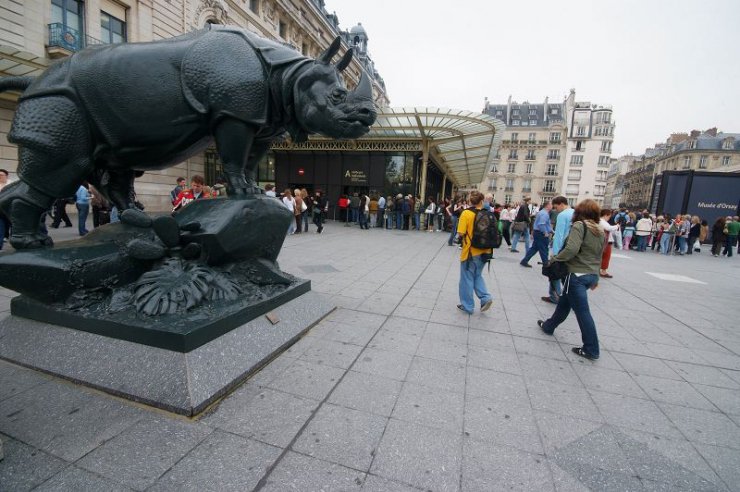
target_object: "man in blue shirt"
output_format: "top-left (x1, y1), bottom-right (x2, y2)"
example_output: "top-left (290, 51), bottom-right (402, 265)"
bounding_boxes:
top-left (75, 184), bottom-right (91, 236)
top-left (520, 200), bottom-right (553, 267)
top-left (543, 196), bottom-right (573, 303)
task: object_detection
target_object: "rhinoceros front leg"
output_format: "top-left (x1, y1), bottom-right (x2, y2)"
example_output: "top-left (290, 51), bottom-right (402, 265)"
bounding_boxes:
top-left (214, 118), bottom-right (261, 195)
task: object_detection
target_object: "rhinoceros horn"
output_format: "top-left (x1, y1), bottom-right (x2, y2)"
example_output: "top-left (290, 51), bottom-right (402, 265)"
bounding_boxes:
top-left (318, 37), bottom-right (342, 64)
top-left (348, 69), bottom-right (373, 104)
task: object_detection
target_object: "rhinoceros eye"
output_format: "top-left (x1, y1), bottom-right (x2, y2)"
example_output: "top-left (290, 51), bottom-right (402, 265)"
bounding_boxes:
top-left (331, 88), bottom-right (347, 103)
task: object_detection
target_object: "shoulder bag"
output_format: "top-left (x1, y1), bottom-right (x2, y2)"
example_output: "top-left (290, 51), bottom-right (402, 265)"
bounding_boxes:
top-left (542, 221), bottom-right (586, 281)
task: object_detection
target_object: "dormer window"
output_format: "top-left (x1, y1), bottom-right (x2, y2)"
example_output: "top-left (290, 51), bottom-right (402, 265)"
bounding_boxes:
top-left (688, 140), bottom-right (696, 149)
top-left (723, 138), bottom-right (734, 150)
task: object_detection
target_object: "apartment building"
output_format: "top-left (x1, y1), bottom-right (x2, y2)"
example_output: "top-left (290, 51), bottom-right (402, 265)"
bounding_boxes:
top-left (562, 90), bottom-right (614, 207)
top-left (603, 154), bottom-right (635, 209)
top-left (482, 96), bottom-right (567, 205)
top-left (0, 0), bottom-right (389, 211)
top-left (482, 89), bottom-right (614, 207)
top-left (622, 128), bottom-right (740, 209)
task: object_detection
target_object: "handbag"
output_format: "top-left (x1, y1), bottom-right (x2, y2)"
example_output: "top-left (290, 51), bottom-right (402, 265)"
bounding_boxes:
top-left (512, 221), bottom-right (527, 232)
top-left (542, 221), bottom-right (587, 281)
top-left (301, 200), bottom-right (307, 212)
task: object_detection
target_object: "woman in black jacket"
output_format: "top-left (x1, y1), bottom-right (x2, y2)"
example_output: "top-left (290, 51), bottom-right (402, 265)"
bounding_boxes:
top-left (687, 216), bottom-right (701, 255)
top-left (711, 217), bottom-right (726, 257)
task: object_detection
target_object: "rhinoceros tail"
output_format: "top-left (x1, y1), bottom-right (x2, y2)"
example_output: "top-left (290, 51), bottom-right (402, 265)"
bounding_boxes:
top-left (0, 76), bottom-right (35, 94)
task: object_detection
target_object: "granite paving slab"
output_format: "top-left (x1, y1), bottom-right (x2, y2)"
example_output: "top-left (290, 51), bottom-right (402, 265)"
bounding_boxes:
top-left (0, 381), bottom-right (144, 462)
top-left (292, 403), bottom-right (387, 471)
top-left (405, 356), bottom-right (466, 394)
top-left (203, 386), bottom-right (318, 448)
top-left (462, 437), bottom-right (554, 491)
top-left (76, 417), bottom-right (213, 490)
top-left (526, 378), bottom-right (604, 421)
top-left (391, 382), bottom-right (464, 433)
top-left (360, 474), bottom-right (421, 491)
top-left (35, 466), bottom-right (133, 492)
top-left (552, 425), bottom-right (722, 491)
top-left (0, 435), bottom-right (67, 491)
top-left (658, 403), bottom-right (740, 449)
top-left (370, 419), bottom-right (462, 492)
top-left (150, 431), bottom-right (281, 492)
top-left (327, 370), bottom-right (403, 417)
top-left (266, 359), bottom-right (345, 401)
top-left (589, 391), bottom-right (683, 439)
top-left (464, 393), bottom-right (543, 454)
top-left (352, 347), bottom-right (414, 381)
top-left (260, 451), bottom-right (365, 492)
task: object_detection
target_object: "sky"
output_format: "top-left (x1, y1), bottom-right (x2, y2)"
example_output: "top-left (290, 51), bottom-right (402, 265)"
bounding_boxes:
top-left (325, 0), bottom-right (740, 157)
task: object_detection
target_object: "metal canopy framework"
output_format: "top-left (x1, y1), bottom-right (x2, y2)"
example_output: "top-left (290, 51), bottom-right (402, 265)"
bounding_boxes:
top-left (366, 107), bottom-right (506, 187)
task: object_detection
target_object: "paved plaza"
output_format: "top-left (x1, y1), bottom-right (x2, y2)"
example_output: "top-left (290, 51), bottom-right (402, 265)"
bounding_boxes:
top-left (1, 220), bottom-right (739, 491)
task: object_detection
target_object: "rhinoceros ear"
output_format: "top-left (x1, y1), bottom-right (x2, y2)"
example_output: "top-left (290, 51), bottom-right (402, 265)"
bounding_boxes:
top-left (336, 48), bottom-right (353, 72)
top-left (317, 37), bottom-right (342, 64)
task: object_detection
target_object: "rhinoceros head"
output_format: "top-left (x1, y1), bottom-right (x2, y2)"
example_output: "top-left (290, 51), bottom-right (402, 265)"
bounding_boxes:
top-left (292, 37), bottom-right (377, 141)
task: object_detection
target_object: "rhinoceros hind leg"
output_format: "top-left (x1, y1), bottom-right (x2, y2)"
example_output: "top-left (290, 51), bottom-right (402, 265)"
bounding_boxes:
top-left (104, 169), bottom-right (137, 211)
top-left (0, 180), bottom-right (55, 249)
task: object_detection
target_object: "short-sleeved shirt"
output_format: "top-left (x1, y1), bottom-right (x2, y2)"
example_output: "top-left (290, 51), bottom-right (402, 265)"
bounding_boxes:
top-left (457, 206), bottom-right (490, 261)
top-left (726, 221), bottom-right (740, 236)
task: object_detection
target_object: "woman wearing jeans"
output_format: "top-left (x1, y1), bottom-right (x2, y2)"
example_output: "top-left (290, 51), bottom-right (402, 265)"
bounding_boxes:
top-left (537, 199), bottom-right (605, 360)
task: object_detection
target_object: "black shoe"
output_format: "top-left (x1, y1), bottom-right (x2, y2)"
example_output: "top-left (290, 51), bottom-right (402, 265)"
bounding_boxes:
top-left (537, 320), bottom-right (553, 335)
top-left (520, 262), bottom-right (532, 268)
top-left (571, 347), bottom-right (599, 360)
top-left (510, 249), bottom-right (520, 253)
top-left (540, 296), bottom-right (555, 304)
top-left (50, 224), bottom-right (59, 229)
top-left (457, 304), bottom-right (472, 315)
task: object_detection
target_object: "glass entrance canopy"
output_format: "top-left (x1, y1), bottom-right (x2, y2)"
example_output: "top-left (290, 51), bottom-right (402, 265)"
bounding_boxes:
top-left (366, 107), bottom-right (505, 187)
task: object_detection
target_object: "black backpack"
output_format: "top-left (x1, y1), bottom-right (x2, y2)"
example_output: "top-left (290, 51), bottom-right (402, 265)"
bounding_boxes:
top-left (470, 209), bottom-right (502, 250)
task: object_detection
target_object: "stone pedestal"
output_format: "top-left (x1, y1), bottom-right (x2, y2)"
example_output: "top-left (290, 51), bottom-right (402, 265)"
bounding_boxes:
top-left (0, 291), bottom-right (334, 416)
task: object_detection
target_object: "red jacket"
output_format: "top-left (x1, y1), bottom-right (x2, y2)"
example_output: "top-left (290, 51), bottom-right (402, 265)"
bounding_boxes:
top-left (172, 188), bottom-right (210, 211)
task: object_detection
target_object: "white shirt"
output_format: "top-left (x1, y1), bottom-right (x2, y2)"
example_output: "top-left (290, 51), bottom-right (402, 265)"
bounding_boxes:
top-left (600, 218), bottom-right (619, 243)
top-left (282, 196), bottom-right (295, 211)
top-left (265, 190), bottom-right (277, 197)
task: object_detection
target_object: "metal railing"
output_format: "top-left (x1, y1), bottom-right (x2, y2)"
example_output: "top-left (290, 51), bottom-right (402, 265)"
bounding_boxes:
top-left (48, 22), bottom-right (102, 52)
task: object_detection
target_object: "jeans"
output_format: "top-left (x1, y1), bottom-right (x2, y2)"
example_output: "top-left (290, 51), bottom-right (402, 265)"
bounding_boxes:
top-left (396, 211), bottom-right (403, 229)
top-left (726, 236), bottom-right (737, 257)
top-left (511, 227), bottom-right (530, 251)
top-left (438, 214), bottom-right (444, 231)
top-left (636, 235), bottom-right (648, 252)
top-left (660, 233), bottom-right (673, 255)
top-left (302, 211), bottom-right (310, 232)
top-left (359, 211), bottom-right (368, 229)
top-left (687, 236), bottom-right (697, 254)
top-left (458, 255), bottom-right (492, 314)
top-left (521, 231), bottom-right (549, 265)
top-left (413, 213), bottom-right (420, 230)
top-left (677, 236), bottom-right (687, 254)
top-left (377, 209), bottom-right (384, 228)
top-left (351, 207), bottom-right (359, 223)
top-left (542, 273), bottom-right (600, 357)
top-left (76, 203), bottom-right (89, 235)
top-left (448, 215), bottom-right (459, 245)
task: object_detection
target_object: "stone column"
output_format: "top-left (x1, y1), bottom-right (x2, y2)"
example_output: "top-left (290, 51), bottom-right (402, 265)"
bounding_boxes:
top-left (418, 140), bottom-right (429, 205)
top-left (441, 174), bottom-right (447, 200)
